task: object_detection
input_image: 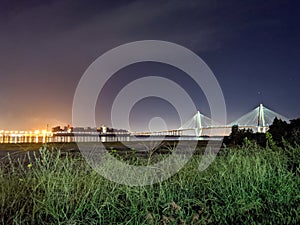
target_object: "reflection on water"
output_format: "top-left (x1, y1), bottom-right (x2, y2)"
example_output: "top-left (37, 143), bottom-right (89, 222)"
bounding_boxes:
top-left (0, 134), bottom-right (222, 143)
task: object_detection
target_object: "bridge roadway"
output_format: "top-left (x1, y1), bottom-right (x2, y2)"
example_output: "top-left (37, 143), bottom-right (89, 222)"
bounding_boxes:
top-left (130, 125), bottom-right (269, 136)
top-left (52, 125), bottom-right (269, 137)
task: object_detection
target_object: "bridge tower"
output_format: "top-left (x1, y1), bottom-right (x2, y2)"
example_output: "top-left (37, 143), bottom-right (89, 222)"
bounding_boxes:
top-left (257, 103), bottom-right (267, 133)
top-left (195, 111), bottom-right (202, 136)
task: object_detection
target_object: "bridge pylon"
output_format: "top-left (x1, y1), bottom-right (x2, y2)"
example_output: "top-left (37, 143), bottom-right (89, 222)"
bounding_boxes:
top-left (257, 103), bottom-right (267, 133)
top-left (195, 111), bottom-right (202, 137)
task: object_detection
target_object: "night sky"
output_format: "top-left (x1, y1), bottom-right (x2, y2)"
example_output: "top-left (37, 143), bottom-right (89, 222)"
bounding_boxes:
top-left (0, 0), bottom-right (299, 131)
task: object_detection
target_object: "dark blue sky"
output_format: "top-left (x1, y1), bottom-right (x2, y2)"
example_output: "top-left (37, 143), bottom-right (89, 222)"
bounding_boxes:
top-left (0, 0), bottom-right (299, 130)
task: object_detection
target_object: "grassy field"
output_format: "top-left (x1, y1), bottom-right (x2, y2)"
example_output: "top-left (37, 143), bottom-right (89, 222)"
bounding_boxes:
top-left (0, 143), bottom-right (299, 224)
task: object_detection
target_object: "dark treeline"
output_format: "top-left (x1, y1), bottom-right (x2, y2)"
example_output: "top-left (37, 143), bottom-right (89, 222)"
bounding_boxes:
top-left (269, 118), bottom-right (300, 147)
top-left (224, 117), bottom-right (300, 148)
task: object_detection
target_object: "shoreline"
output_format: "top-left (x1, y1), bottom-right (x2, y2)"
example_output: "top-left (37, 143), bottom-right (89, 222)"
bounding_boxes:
top-left (0, 140), bottom-right (224, 162)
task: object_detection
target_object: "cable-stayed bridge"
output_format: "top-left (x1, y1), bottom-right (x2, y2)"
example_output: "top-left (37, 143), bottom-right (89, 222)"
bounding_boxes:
top-left (0, 103), bottom-right (290, 143)
top-left (228, 104), bottom-right (289, 133)
top-left (132, 104), bottom-right (290, 136)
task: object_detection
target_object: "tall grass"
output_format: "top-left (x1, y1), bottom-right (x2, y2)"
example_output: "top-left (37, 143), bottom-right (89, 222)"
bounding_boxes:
top-left (0, 144), bottom-right (299, 224)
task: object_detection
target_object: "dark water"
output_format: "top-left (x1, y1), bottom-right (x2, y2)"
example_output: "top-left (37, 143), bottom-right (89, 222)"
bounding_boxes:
top-left (0, 135), bottom-right (223, 144)
top-left (52, 135), bottom-right (223, 143)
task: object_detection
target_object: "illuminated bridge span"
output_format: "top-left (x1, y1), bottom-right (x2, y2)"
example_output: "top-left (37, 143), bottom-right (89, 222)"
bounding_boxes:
top-left (133, 104), bottom-right (290, 137)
